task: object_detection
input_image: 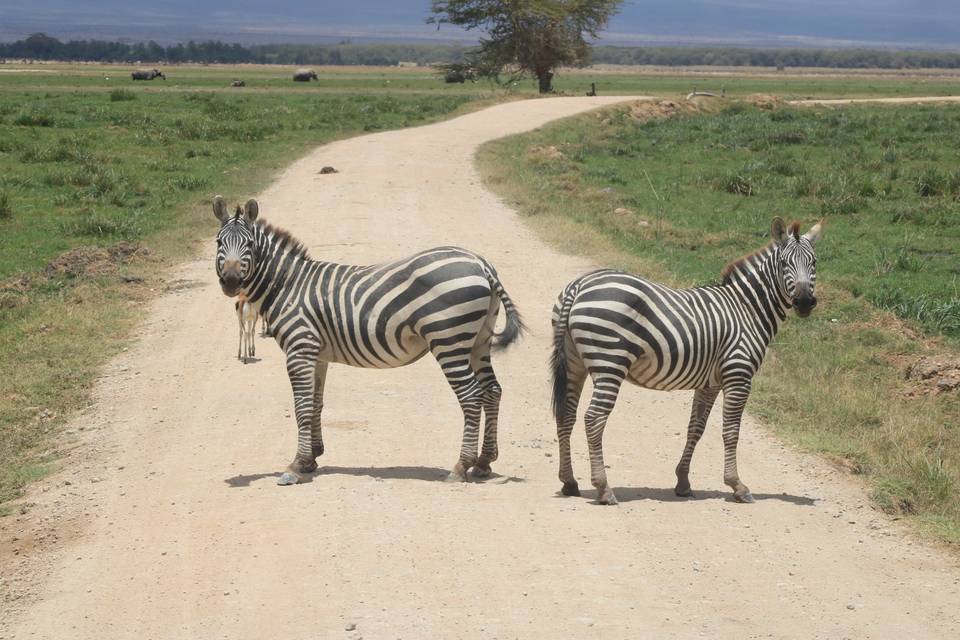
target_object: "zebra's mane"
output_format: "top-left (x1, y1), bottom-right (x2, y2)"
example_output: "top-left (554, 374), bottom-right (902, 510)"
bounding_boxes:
top-left (256, 220), bottom-right (311, 260)
top-left (720, 242), bottom-right (776, 284)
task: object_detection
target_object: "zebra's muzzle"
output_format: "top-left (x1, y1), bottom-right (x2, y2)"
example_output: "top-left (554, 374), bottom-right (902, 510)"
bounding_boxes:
top-left (794, 293), bottom-right (817, 317)
top-left (219, 273), bottom-right (241, 296)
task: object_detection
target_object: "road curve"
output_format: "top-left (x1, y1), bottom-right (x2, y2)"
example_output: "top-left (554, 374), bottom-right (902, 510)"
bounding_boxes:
top-left (2, 96), bottom-right (958, 639)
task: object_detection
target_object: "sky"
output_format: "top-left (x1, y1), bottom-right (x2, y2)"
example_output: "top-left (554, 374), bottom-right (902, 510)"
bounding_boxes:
top-left (0, 1), bottom-right (957, 49)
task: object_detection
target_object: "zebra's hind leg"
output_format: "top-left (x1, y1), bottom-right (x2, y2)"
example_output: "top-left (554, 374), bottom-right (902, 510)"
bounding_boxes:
top-left (674, 387), bottom-right (720, 497)
top-left (471, 348), bottom-right (500, 479)
top-left (444, 376), bottom-right (484, 483)
top-left (583, 373), bottom-right (624, 505)
top-left (720, 380), bottom-right (754, 503)
top-left (556, 363), bottom-right (587, 497)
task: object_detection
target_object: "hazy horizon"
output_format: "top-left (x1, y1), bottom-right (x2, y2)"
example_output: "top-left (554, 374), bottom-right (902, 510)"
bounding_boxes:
top-left (1, 1), bottom-right (957, 51)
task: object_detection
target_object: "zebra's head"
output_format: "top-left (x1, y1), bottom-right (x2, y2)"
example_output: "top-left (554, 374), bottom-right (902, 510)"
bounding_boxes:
top-left (213, 195), bottom-right (259, 297)
top-left (771, 217), bottom-right (824, 318)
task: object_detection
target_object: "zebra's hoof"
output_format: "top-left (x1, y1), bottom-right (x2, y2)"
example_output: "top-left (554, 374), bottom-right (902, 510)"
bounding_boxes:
top-left (598, 488), bottom-right (618, 505)
top-left (444, 471), bottom-right (467, 483)
top-left (470, 463), bottom-right (492, 479)
top-left (277, 472), bottom-right (300, 486)
top-left (561, 481), bottom-right (580, 497)
top-left (735, 491), bottom-right (755, 504)
top-left (675, 486), bottom-right (694, 497)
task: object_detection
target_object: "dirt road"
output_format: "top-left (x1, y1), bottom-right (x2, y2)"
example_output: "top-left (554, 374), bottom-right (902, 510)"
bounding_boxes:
top-left (2, 97), bottom-right (959, 639)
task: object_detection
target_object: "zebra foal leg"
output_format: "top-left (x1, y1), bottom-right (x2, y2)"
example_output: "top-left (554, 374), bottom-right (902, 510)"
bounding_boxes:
top-left (278, 353), bottom-right (320, 486)
top-left (674, 387), bottom-right (720, 497)
top-left (584, 375), bottom-right (623, 505)
top-left (720, 380), bottom-right (754, 503)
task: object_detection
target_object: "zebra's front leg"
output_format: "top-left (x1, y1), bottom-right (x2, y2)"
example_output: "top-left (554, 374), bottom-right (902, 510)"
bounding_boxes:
top-left (445, 379), bottom-right (484, 483)
top-left (311, 362), bottom-right (329, 460)
top-left (278, 352), bottom-right (319, 486)
top-left (675, 387), bottom-right (720, 497)
top-left (720, 380), bottom-right (754, 503)
top-left (584, 374), bottom-right (624, 505)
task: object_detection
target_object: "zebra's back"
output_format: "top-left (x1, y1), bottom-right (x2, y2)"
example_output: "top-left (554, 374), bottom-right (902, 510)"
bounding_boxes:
top-left (279, 246), bottom-right (501, 369)
top-left (556, 269), bottom-right (742, 391)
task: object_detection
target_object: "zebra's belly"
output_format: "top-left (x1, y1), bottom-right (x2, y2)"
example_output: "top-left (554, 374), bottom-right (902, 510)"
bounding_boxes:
top-left (626, 354), bottom-right (721, 391)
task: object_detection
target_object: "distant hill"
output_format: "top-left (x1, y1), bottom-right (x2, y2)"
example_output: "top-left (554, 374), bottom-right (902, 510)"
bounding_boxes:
top-left (0, 0), bottom-right (957, 50)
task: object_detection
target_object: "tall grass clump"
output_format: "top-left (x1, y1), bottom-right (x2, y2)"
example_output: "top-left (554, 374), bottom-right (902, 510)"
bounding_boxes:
top-left (0, 191), bottom-right (12, 220)
top-left (109, 89), bottom-right (137, 102)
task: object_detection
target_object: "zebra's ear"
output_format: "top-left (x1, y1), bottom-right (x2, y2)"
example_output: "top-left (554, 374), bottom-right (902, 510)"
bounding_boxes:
top-left (803, 219), bottom-right (825, 246)
top-left (212, 195), bottom-right (229, 222)
top-left (243, 198), bottom-right (259, 223)
top-left (770, 217), bottom-right (787, 246)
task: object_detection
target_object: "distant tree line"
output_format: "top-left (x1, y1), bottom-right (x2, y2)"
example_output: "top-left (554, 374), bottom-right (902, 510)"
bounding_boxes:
top-left (3, 33), bottom-right (960, 70)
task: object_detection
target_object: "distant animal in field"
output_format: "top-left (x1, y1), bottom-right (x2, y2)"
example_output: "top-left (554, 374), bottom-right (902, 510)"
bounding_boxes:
top-left (292, 69), bottom-right (318, 82)
top-left (231, 79), bottom-right (245, 87)
top-left (551, 218), bottom-right (823, 505)
top-left (235, 293), bottom-right (258, 363)
top-left (212, 195), bottom-right (525, 486)
top-left (131, 68), bottom-right (165, 81)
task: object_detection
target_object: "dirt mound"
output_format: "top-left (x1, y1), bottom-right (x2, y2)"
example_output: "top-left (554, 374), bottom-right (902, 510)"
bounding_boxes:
top-left (526, 144), bottom-right (565, 160)
top-left (628, 99), bottom-right (692, 122)
top-left (43, 242), bottom-right (149, 279)
top-left (905, 356), bottom-right (960, 395)
top-left (744, 94), bottom-right (785, 109)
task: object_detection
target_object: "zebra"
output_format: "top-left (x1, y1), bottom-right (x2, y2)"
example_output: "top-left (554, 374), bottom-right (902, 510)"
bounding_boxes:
top-left (550, 217), bottom-right (823, 505)
top-left (212, 196), bottom-right (525, 486)
top-left (235, 293), bottom-right (258, 363)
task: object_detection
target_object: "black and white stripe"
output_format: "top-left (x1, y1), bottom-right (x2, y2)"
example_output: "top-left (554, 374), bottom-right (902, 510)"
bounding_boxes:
top-left (550, 217), bottom-right (823, 504)
top-left (212, 196), bottom-right (525, 485)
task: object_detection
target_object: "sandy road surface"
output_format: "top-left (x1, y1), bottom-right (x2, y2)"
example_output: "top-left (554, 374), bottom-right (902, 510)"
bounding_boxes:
top-left (3, 97), bottom-right (959, 639)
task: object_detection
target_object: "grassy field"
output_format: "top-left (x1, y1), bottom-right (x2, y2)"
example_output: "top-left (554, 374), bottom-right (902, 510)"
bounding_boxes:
top-left (0, 65), bottom-right (493, 511)
top-left (1, 61), bottom-right (959, 517)
top-left (3, 62), bottom-right (960, 99)
top-left (479, 98), bottom-right (960, 544)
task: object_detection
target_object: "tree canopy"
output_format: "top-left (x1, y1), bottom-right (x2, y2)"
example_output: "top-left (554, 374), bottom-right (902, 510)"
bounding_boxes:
top-left (428, 0), bottom-right (622, 93)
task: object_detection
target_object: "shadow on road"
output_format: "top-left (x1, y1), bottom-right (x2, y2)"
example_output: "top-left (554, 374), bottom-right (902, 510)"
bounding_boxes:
top-left (224, 465), bottom-right (526, 486)
top-left (570, 486), bottom-right (817, 506)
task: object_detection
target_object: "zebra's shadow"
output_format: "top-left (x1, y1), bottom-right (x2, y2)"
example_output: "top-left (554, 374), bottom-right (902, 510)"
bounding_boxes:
top-left (574, 486), bottom-right (816, 506)
top-left (317, 465), bottom-right (525, 484)
top-left (224, 466), bottom-right (525, 487)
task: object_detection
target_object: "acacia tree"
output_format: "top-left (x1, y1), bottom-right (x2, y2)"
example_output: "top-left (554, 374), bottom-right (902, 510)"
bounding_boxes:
top-left (429, 0), bottom-right (621, 93)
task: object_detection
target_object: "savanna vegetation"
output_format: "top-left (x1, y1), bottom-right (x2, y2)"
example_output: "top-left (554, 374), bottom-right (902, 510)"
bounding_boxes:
top-left (0, 66), bottom-right (488, 511)
top-left (479, 99), bottom-right (960, 543)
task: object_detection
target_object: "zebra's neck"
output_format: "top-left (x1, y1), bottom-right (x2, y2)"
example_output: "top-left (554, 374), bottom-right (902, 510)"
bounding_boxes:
top-left (721, 244), bottom-right (792, 343)
top-left (244, 224), bottom-right (314, 320)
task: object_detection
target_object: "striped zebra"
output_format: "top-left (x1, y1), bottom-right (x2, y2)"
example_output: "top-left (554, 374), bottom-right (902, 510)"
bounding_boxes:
top-left (550, 217), bottom-right (823, 505)
top-left (212, 196), bottom-right (525, 486)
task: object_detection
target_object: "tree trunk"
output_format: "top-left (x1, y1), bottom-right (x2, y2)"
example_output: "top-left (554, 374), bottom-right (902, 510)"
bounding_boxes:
top-left (537, 71), bottom-right (554, 94)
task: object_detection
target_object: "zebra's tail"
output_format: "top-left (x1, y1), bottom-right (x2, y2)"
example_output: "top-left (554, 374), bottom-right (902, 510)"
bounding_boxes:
top-left (485, 267), bottom-right (527, 352)
top-left (550, 286), bottom-right (577, 423)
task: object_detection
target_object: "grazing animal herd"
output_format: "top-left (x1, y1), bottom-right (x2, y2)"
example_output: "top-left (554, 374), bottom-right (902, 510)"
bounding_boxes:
top-left (213, 195), bottom-right (823, 502)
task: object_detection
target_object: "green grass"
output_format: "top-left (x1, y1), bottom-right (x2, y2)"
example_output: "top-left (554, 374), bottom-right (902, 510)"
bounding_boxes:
top-left (480, 99), bottom-right (960, 544)
top-left (0, 66), bottom-right (486, 508)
